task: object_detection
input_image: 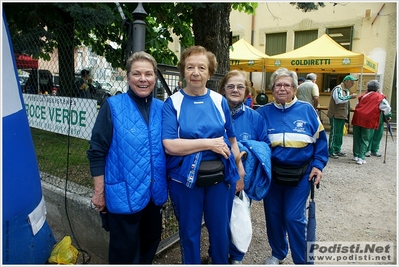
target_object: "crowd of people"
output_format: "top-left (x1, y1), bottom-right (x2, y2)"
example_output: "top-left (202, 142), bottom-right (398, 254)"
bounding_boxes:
top-left (87, 46), bottom-right (392, 265)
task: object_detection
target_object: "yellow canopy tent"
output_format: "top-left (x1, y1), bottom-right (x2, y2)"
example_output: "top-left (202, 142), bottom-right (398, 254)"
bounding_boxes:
top-left (265, 34), bottom-right (378, 94)
top-left (229, 39), bottom-right (269, 72)
top-left (229, 39), bottom-right (270, 104)
top-left (266, 34), bottom-right (378, 74)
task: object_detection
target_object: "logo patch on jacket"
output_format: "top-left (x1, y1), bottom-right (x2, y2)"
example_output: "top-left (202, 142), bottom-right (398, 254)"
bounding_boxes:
top-left (293, 120), bottom-right (306, 133)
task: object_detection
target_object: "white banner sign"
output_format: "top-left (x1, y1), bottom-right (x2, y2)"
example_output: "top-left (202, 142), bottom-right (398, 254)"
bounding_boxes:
top-left (22, 94), bottom-right (98, 140)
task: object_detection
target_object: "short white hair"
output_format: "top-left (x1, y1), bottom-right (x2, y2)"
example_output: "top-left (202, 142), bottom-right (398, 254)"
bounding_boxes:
top-left (306, 73), bottom-right (317, 81)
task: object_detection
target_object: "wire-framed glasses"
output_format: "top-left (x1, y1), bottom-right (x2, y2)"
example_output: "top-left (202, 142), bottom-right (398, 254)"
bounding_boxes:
top-left (274, 83), bottom-right (293, 89)
top-left (225, 84), bottom-right (246, 91)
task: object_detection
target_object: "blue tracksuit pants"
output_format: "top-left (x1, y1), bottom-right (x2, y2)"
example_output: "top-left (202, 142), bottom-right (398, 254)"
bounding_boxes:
top-left (263, 175), bottom-right (311, 264)
top-left (169, 180), bottom-right (233, 264)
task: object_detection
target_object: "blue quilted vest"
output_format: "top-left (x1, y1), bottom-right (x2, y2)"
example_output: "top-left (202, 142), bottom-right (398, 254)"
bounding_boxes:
top-left (105, 94), bottom-right (167, 214)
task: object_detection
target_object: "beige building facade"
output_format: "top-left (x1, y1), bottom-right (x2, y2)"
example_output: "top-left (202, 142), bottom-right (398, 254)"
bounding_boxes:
top-left (229, 2), bottom-right (396, 119)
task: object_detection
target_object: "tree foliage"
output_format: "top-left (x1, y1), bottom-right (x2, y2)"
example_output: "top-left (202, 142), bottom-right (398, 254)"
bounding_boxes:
top-left (4, 3), bottom-right (117, 60)
top-left (4, 2), bottom-right (321, 78)
top-left (4, 3), bottom-right (259, 70)
top-left (289, 2), bottom-right (326, 12)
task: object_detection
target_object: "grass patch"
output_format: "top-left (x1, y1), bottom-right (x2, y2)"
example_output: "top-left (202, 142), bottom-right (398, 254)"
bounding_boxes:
top-left (31, 128), bottom-right (93, 188)
top-left (31, 127), bottom-right (179, 239)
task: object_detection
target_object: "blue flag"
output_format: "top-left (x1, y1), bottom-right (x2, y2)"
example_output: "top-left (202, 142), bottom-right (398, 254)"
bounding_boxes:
top-left (2, 11), bottom-right (56, 264)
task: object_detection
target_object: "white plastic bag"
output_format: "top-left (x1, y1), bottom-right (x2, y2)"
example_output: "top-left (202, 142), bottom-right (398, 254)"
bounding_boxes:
top-left (230, 190), bottom-right (252, 253)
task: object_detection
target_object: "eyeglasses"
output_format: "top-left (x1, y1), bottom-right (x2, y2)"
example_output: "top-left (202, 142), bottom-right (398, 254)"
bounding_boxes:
top-left (225, 84), bottom-right (246, 91)
top-left (274, 83), bottom-right (293, 89)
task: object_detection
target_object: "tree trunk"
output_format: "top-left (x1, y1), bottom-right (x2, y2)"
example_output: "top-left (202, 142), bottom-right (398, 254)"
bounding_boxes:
top-left (56, 12), bottom-right (75, 97)
top-left (192, 3), bottom-right (231, 76)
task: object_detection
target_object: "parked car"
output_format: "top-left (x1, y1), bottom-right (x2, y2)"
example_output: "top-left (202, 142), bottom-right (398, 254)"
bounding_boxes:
top-left (97, 81), bottom-right (112, 91)
top-left (98, 80), bottom-right (127, 95)
top-left (22, 69), bottom-right (57, 94)
top-left (18, 71), bottom-right (29, 87)
top-left (72, 74), bottom-right (110, 105)
top-left (114, 82), bottom-right (129, 95)
top-left (52, 75), bottom-right (60, 90)
top-left (91, 80), bottom-right (111, 106)
top-left (19, 76), bottom-right (28, 86)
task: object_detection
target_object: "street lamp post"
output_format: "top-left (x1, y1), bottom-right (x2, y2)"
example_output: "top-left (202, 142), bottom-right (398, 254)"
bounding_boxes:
top-left (132, 3), bottom-right (148, 53)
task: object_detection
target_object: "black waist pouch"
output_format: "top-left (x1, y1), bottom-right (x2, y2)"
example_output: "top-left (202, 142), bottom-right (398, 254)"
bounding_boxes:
top-left (272, 159), bottom-right (311, 187)
top-left (196, 159), bottom-right (225, 187)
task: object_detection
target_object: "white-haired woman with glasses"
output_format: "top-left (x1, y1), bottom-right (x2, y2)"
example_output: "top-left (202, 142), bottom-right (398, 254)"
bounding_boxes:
top-left (256, 67), bottom-right (329, 264)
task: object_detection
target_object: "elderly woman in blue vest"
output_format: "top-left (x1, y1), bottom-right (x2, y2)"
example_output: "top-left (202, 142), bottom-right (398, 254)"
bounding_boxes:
top-left (87, 51), bottom-right (167, 264)
top-left (218, 70), bottom-right (271, 264)
top-left (162, 46), bottom-right (245, 264)
top-left (256, 68), bottom-right (329, 264)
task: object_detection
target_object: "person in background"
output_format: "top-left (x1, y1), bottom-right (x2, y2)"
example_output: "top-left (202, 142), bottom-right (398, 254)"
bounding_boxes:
top-left (245, 92), bottom-right (254, 108)
top-left (298, 77), bottom-right (306, 85)
top-left (86, 51), bottom-right (167, 264)
top-left (296, 73), bottom-right (319, 109)
top-left (326, 75), bottom-right (358, 159)
top-left (74, 69), bottom-right (93, 99)
top-left (256, 67), bottom-right (329, 264)
top-left (365, 87), bottom-right (392, 158)
top-left (351, 80), bottom-right (392, 165)
top-left (162, 46), bottom-right (245, 264)
top-left (218, 70), bottom-right (270, 264)
top-left (365, 113), bottom-right (386, 157)
top-left (173, 80), bottom-right (183, 94)
top-left (244, 81), bottom-right (255, 108)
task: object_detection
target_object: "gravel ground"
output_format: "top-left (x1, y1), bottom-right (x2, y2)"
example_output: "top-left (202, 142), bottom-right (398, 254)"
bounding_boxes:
top-left (65, 131), bottom-right (396, 265)
top-left (154, 131), bottom-right (397, 265)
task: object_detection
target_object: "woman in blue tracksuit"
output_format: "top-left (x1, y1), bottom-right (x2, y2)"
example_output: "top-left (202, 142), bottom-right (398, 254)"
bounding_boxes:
top-left (256, 68), bottom-right (329, 264)
top-left (218, 70), bottom-right (271, 264)
top-left (162, 46), bottom-right (245, 264)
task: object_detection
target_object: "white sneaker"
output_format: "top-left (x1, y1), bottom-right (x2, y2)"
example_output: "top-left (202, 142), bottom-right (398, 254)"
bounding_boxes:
top-left (352, 156), bottom-right (359, 161)
top-left (356, 158), bottom-right (367, 165)
top-left (265, 256), bottom-right (283, 265)
top-left (231, 259), bottom-right (243, 264)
